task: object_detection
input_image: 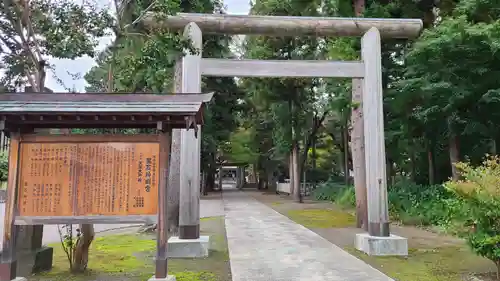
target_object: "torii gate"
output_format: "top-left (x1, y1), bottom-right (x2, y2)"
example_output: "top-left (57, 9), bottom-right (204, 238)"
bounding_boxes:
top-left (143, 13), bottom-right (422, 280)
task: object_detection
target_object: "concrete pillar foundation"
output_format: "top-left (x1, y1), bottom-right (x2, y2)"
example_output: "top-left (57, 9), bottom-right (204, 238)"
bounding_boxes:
top-left (167, 236), bottom-right (210, 258)
top-left (147, 275), bottom-right (176, 281)
top-left (355, 233), bottom-right (408, 256)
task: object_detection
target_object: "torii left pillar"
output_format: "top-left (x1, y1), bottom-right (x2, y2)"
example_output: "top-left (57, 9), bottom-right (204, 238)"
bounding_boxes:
top-left (167, 22), bottom-right (209, 258)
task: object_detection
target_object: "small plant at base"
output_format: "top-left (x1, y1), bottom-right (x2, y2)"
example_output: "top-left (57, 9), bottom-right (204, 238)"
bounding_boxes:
top-left (444, 156), bottom-right (500, 279)
top-left (57, 224), bottom-right (82, 272)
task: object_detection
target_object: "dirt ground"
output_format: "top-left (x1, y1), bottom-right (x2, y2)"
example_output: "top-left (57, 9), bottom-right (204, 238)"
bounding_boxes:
top-left (248, 190), bottom-right (496, 281)
top-left (24, 215), bottom-right (231, 281)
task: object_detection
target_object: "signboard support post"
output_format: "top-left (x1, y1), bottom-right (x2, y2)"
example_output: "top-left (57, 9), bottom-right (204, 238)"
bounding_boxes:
top-left (0, 131), bottom-right (20, 281)
top-left (153, 123), bottom-right (174, 280)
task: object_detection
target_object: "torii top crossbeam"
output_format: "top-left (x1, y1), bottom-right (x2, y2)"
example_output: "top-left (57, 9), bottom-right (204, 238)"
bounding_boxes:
top-left (143, 13), bottom-right (423, 39)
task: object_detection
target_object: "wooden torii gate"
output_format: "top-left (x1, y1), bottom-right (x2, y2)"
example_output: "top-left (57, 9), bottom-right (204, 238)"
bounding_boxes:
top-left (143, 12), bottom-right (423, 268)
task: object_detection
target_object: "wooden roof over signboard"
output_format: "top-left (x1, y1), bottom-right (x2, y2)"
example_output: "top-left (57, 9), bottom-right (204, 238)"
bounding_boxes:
top-left (0, 92), bottom-right (214, 130)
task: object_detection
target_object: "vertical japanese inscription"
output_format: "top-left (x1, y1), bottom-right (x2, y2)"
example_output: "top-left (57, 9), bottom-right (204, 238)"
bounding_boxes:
top-left (18, 143), bottom-right (75, 216)
top-left (18, 141), bottom-right (160, 217)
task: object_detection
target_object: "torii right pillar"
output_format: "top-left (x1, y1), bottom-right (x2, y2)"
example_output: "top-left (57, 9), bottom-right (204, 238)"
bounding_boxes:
top-left (354, 27), bottom-right (408, 256)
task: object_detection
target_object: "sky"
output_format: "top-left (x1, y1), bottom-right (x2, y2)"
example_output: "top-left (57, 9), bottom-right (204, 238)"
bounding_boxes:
top-left (45, 0), bottom-right (251, 92)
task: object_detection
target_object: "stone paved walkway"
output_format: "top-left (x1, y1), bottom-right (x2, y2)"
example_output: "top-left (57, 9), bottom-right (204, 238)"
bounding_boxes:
top-left (222, 190), bottom-right (393, 281)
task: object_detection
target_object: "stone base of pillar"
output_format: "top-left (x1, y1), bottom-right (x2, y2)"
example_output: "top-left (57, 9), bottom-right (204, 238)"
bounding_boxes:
top-left (167, 236), bottom-right (210, 258)
top-left (355, 233), bottom-right (408, 256)
top-left (11, 277), bottom-right (27, 281)
top-left (147, 275), bottom-right (176, 281)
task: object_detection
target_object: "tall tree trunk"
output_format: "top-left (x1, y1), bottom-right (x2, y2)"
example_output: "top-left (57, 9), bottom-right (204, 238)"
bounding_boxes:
top-left (387, 159), bottom-right (395, 186)
top-left (311, 135), bottom-right (317, 189)
top-left (72, 224), bottom-right (95, 272)
top-left (264, 161), bottom-right (277, 191)
top-left (250, 164), bottom-right (257, 183)
top-left (206, 171), bottom-right (215, 192)
top-left (342, 125), bottom-right (350, 185)
top-left (267, 170), bottom-right (277, 193)
top-left (218, 165), bottom-right (223, 190)
top-left (257, 174), bottom-right (265, 190)
top-left (292, 143), bottom-right (302, 203)
top-left (427, 139), bottom-right (435, 185)
top-left (263, 168), bottom-right (269, 189)
top-left (350, 79), bottom-right (368, 231)
top-left (289, 153), bottom-right (295, 195)
top-left (338, 148), bottom-right (346, 180)
top-left (449, 133), bottom-right (460, 181)
top-left (288, 99), bottom-right (296, 196)
top-left (328, 131), bottom-right (349, 183)
top-left (408, 134), bottom-right (417, 182)
top-left (410, 145), bottom-right (417, 182)
top-left (298, 113), bottom-right (328, 181)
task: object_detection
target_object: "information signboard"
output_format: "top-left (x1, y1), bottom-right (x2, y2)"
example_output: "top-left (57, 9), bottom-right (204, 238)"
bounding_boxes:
top-left (17, 142), bottom-right (160, 217)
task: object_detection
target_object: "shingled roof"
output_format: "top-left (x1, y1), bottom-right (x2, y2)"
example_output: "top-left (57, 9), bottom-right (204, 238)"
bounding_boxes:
top-left (0, 92), bottom-right (214, 130)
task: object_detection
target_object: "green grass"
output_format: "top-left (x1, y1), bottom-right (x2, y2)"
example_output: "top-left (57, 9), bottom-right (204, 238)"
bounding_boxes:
top-left (33, 234), bottom-right (155, 280)
top-left (200, 216), bottom-right (219, 222)
top-left (348, 246), bottom-right (493, 281)
top-left (286, 208), bottom-right (356, 228)
top-left (31, 216), bottom-right (231, 281)
top-left (285, 205), bottom-right (494, 280)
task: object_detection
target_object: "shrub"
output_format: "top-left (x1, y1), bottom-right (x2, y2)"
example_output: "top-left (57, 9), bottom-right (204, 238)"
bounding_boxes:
top-left (314, 177), bottom-right (464, 229)
top-left (312, 177), bottom-right (355, 208)
top-left (0, 151), bottom-right (8, 182)
top-left (312, 178), bottom-right (349, 201)
top-left (336, 187), bottom-right (356, 208)
top-left (445, 157), bottom-right (500, 278)
top-left (388, 180), bottom-right (462, 227)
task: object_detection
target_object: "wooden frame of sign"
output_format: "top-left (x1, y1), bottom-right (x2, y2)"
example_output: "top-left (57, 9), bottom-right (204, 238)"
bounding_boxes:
top-left (0, 92), bottom-right (212, 281)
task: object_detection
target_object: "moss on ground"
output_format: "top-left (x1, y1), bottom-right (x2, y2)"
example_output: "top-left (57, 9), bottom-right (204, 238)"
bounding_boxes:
top-left (200, 216), bottom-right (219, 222)
top-left (275, 197), bottom-right (494, 280)
top-left (347, 246), bottom-right (492, 281)
top-left (287, 208), bottom-right (356, 228)
top-left (29, 216), bottom-right (231, 281)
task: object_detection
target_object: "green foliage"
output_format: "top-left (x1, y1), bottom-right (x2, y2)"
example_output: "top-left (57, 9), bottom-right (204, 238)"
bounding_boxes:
top-left (0, 0), bottom-right (113, 88)
top-left (313, 178), bottom-right (352, 201)
top-left (387, 181), bottom-right (463, 226)
top-left (84, 0), bottom-right (241, 179)
top-left (0, 151), bottom-right (7, 182)
top-left (111, 31), bottom-right (191, 92)
top-left (84, 0), bottom-right (192, 93)
top-left (336, 187), bottom-right (356, 208)
top-left (222, 128), bottom-right (259, 164)
top-left (236, 0), bottom-right (335, 184)
top-left (314, 178), bottom-right (464, 228)
top-left (445, 157), bottom-right (500, 274)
